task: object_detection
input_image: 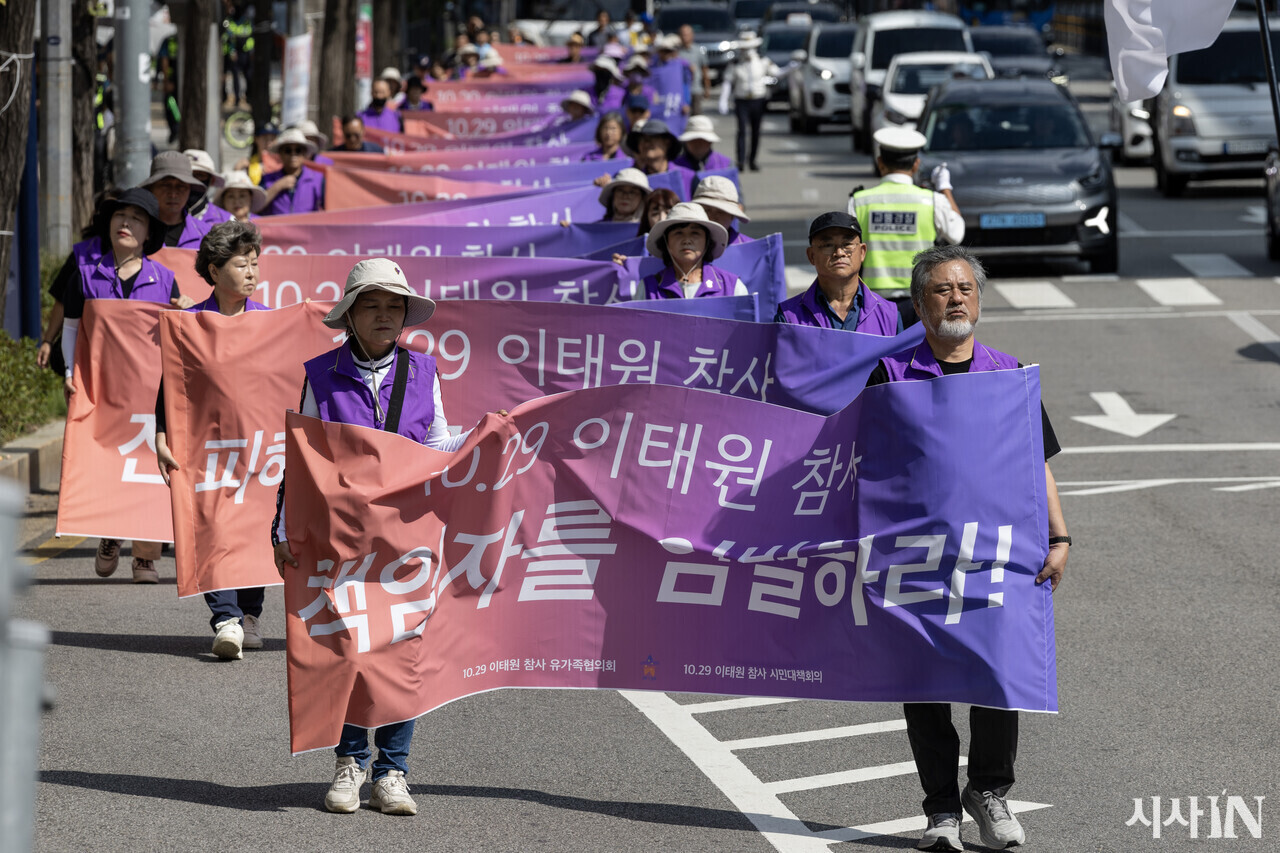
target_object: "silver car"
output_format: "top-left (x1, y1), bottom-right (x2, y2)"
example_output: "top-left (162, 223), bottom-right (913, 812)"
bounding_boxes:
top-left (917, 77), bottom-right (1121, 273)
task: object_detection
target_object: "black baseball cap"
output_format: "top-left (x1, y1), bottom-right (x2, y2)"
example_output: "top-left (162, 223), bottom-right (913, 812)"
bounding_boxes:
top-left (808, 211), bottom-right (862, 241)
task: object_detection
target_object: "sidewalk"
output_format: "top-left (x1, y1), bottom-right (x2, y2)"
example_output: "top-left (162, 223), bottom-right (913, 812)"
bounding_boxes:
top-left (0, 420), bottom-right (64, 496)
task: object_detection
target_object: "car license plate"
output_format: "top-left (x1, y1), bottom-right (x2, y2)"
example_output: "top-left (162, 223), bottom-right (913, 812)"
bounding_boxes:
top-left (980, 213), bottom-right (1045, 229)
top-left (1224, 139), bottom-right (1269, 155)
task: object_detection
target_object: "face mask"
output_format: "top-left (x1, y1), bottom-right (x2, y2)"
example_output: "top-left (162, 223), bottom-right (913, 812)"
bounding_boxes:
top-left (369, 97), bottom-right (387, 110)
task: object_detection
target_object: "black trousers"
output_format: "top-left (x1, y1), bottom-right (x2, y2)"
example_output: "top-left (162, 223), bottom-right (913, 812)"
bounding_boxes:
top-left (904, 703), bottom-right (1018, 815)
top-left (734, 97), bottom-right (766, 167)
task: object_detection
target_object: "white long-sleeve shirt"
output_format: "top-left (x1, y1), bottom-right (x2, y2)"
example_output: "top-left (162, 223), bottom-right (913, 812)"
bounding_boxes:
top-left (729, 51), bottom-right (781, 101)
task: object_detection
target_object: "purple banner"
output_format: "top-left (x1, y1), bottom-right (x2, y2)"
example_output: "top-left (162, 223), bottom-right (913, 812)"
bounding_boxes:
top-left (256, 221), bottom-right (637, 258)
top-left (650, 59), bottom-right (688, 137)
top-left (419, 94), bottom-right (569, 115)
top-left (615, 293), bottom-right (759, 321)
top-left (390, 185), bottom-right (607, 227)
top-left (324, 143), bottom-right (598, 172)
top-left (439, 159), bottom-right (633, 189)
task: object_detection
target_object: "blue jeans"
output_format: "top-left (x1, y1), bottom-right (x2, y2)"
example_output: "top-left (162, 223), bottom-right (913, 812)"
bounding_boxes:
top-left (204, 587), bottom-right (265, 631)
top-left (337, 720), bottom-right (415, 780)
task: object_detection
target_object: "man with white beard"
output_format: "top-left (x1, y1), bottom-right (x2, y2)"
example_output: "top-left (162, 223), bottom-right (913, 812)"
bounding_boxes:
top-left (864, 244), bottom-right (1070, 853)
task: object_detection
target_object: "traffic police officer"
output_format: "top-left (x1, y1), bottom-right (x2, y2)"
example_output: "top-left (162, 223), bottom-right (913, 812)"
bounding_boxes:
top-left (849, 127), bottom-right (964, 324)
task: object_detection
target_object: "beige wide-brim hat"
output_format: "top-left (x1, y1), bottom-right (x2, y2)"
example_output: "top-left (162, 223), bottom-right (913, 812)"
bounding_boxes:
top-left (624, 55), bottom-right (649, 73)
top-left (678, 114), bottom-right (720, 144)
top-left (269, 128), bottom-right (319, 158)
top-left (295, 119), bottom-right (329, 148)
top-left (323, 259), bottom-right (437, 329)
top-left (480, 53), bottom-right (505, 69)
top-left (183, 149), bottom-right (225, 186)
top-left (590, 55), bottom-right (625, 83)
top-left (598, 167), bottom-right (652, 208)
top-left (379, 66), bottom-right (403, 83)
top-left (213, 170), bottom-right (268, 214)
top-left (692, 175), bottom-right (750, 222)
top-left (646, 202), bottom-right (729, 260)
top-left (560, 90), bottom-right (596, 115)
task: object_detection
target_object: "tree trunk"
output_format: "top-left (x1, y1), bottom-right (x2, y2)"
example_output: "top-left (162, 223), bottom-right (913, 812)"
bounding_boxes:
top-left (179, 0), bottom-right (219, 152)
top-left (251, 0), bottom-right (274, 128)
top-left (0, 0), bottom-right (38, 320)
top-left (372, 0), bottom-right (401, 80)
top-left (318, 0), bottom-right (357, 131)
top-left (71, 1), bottom-right (98, 235)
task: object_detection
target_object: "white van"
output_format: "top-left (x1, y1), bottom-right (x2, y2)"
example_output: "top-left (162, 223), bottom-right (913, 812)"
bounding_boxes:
top-left (848, 10), bottom-right (972, 152)
top-left (1152, 16), bottom-right (1280, 196)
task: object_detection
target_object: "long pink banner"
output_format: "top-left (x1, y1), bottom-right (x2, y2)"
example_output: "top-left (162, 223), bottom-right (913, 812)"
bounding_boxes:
top-left (322, 143), bottom-right (596, 173)
top-left (403, 111), bottom-right (554, 138)
top-left (323, 163), bottom-right (516, 209)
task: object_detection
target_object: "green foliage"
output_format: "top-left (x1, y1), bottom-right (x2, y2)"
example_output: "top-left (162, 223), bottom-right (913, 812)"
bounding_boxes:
top-left (0, 332), bottom-right (66, 445)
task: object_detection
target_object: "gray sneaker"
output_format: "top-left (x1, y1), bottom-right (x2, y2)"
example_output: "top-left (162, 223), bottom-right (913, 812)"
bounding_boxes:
top-left (918, 813), bottom-right (962, 851)
top-left (369, 770), bottom-right (417, 815)
top-left (325, 756), bottom-right (366, 813)
top-left (241, 614), bottom-right (263, 649)
top-left (962, 784), bottom-right (1025, 848)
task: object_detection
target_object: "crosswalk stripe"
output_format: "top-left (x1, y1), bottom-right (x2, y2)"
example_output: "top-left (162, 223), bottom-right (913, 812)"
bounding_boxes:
top-left (784, 264), bottom-right (812, 296)
top-left (1135, 277), bottom-right (1223, 306)
top-left (682, 696), bottom-right (799, 714)
top-left (1227, 311), bottom-right (1280, 361)
top-left (763, 759), bottom-right (952, 794)
top-left (994, 281), bottom-right (1077, 309)
top-left (723, 719), bottom-right (907, 751)
top-left (813, 801), bottom-right (1053, 844)
top-left (1172, 253), bottom-right (1253, 278)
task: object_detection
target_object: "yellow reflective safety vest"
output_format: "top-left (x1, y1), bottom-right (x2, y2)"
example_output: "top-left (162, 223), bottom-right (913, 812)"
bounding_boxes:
top-left (852, 179), bottom-right (938, 293)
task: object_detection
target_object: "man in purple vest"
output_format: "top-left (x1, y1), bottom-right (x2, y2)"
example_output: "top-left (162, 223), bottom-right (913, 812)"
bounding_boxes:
top-left (140, 150), bottom-right (214, 249)
top-left (865, 244), bottom-right (1069, 853)
top-left (774, 212), bottom-right (901, 336)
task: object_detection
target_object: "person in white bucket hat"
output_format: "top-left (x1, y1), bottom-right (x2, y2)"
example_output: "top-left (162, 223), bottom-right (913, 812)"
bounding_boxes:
top-left (692, 175), bottom-right (753, 244)
top-left (560, 89), bottom-right (596, 123)
top-left (637, 202), bottom-right (748, 299)
top-left (184, 148), bottom-right (234, 225)
top-left (261, 128), bottom-right (325, 215)
top-left (272, 257), bottom-right (503, 816)
top-left (293, 119), bottom-right (335, 165)
top-left (673, 115), bottom-right (734, 172)
top-left (598, 167), bottom-right (652, 223)
top-left (213, 170), bottom-right (268, 221)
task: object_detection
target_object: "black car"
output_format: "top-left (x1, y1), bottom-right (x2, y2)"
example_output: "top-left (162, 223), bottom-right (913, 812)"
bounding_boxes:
top-left (969, 25), bottom-right (1056, 79)
top-left (761, 21), bottom-right (810, 101)
top-left (655, 4), bottom-right (740, 82)
top-left (916, 77), bottom-right (1122, 273)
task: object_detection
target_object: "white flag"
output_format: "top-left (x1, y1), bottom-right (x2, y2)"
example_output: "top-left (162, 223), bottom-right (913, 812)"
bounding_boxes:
top-left (1105, 0), bottom-right (1237, 101)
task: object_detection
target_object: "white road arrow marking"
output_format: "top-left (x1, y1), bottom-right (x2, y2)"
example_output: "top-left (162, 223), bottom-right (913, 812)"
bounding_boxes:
top-left (1241, 205), bottom-right (1267, 225)
top-left (1072, 392), bottom-right (1176, 438)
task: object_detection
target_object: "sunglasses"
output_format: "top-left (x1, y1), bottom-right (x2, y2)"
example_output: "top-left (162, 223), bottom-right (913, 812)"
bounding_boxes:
top-left (279, 146), bottom-right (307, 155)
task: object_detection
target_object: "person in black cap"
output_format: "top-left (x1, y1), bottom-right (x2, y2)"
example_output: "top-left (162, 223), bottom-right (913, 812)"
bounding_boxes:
top-left (774, 211), bottom-right (902, 335)
top-left (625, 119), bottom-right (695, 189)
top-left (624, 93), bottom-right (652, 131)
top-left (401, 75), bottom-right (433, 111)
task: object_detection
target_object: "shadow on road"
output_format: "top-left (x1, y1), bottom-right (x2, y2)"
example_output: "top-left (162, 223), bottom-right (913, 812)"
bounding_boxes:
top-left (47, 629), bottom-right (286, 658)
top-left (40, 770), bottom-right (320, 812)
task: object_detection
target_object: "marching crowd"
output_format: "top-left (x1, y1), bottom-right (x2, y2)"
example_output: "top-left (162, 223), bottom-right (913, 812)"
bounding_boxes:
top-left (39, 23), bottom-right (1068, 851)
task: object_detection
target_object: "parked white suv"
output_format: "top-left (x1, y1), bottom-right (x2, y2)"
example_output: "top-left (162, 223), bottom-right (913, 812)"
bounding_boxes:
top-left (848, 10), bottom-right (971, 152)
top-left (871, 50), bottom-right (992, 135)
top-left (1152, 16), bottom-right (1280, 197)
top-left (788, 22), bottom-right (858, 133)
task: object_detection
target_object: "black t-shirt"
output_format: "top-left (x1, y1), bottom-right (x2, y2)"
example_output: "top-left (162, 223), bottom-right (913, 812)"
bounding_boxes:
top-left (163, 220), bottom-right (185, 248)
top-left (865, 355), bottom-right (1060, 461)
top-left (49, 253), bottom-right (76, 303)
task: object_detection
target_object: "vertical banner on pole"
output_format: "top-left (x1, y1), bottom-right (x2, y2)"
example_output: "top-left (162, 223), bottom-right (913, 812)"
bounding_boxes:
top-left (355, 2), bottom-right (372, 110)
top-left (281, 32), bottom-right (313, 128)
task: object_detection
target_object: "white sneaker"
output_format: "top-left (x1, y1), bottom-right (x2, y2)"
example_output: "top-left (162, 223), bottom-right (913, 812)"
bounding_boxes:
top-left (211, 619), bottom-right (244, 660)
top-left (918, 812), bottom-right (963, 851)
top-left (369, 770), bottom-right (417, 815)
top-left (241, 614), bottom-right (263, 649)
top-left (325, 756), bottom-right (366, 813)
top-left (962, 784), bottom-right (1025, 848)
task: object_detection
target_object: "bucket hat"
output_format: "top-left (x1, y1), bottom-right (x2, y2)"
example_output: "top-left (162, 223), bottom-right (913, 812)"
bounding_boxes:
top-left (295, 118), bottom-right (329, 148)
top-left (626, 118), bottom-right (681, 161)
top-left (646, 201), bottom-right (729, 260)
top-left (590, 55), bottom-right (625, 83)
top-left (100, 187), bottom-right (167, 256)
top-left (598, 167), bottom-right (652, 208)
top-left (213, 170), bottom-right (268, 214)
top-left (378, 66), bottom-right (403, 83)
top-left (624, 54), bottom-right (649, 74)
top-left (140, 149), bottom-right (207, 190)
top-left (269, 128), bottom-right (319, 158)
top-left (184, 149), bottom-right (224, 187)
top-left (678, 114), bottom-right (721, 144)
top-left (323, 259), bottom-right (437, 330)
top-left (560, 89), bottom-right (596, 115)
top-left (692, 175), bottom-right (749, 222)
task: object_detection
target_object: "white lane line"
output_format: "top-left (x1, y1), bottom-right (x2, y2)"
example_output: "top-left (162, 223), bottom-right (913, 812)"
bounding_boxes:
top-left (796, 153), bottom-right (812, 164)
top-left (1060, 442), bottom-right (1280, 454)
top-left (1172, 253), bottom-right (1253, 278)
top-left (1215, 481), bottom-right (1280, 492)
top-left (813, 801), bottom-right (1052, 844)
top-left (682, 696), bottom-right (800, 714)
top-left (763, 758), bottom-right (951, 795)
top-left (723, 719), bottom-right (907, 751)
top-left (984, 307), bottom-right (1280, 323)
top-left (785, 264), bottom-right (812, 295)
top-left (801, 187), bottom-right (819, 201)
top-left (1056, 477), bottom-right (1280, 496)
top-left (1121, 229), bottom-right (1261, 238)
top-left (1227, 311), bottom-right (1280, 361)
top-left (622, 690), bottom-right (832, 853)
top-left (1116, 211), bottom-right (1149, 234)
top-left (993, 281), bottom-right (1077, 309)
top-left (1060, 273), bottom-right (1119, 282)
top-left (1134, 277), bottom-right (1223, 306)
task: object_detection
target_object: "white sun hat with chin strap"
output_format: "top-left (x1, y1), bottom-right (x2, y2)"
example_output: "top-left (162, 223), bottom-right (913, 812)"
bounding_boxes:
top-left (692, 175), bottom-right (749, 222)
top-left (646, 202), bottom-right (729, 260)
top-left (323, 258), bottom-right (437, 329)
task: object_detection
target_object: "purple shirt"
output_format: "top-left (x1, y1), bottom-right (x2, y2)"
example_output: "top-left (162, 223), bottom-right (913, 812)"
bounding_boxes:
top-left (673, 149), bottom-right (734, 173)
top-left (186, 295), bottom-right (270, 313)
top-left (194, 202), bottom-right (234, 226)
top-left (78, 255), bottom-right (177, 304)
top-left (303, 341), bottom-right (439, 443)
top-left (643, 263), bottom-right (741, 299)
top-left (775, 279), bottom-right (899, 337)
top-left (357, 105), bottom-right (403, 134)
top-left (880, 340), bottom-right (1019, 382)
top-left (583, 147), bottom-right (624, 161)
top-left (312, 153), bottom-right (335, 166)
top-left (260, 167), bottom-right (326, 216)
top-left (172, 212), bottom-right (213, 249)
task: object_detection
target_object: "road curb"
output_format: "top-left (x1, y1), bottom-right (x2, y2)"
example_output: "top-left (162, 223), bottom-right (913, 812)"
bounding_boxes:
top-left (0, 420), bottom-right (65, 495)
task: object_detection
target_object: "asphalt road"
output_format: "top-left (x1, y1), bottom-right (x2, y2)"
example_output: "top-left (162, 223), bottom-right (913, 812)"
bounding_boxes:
top-left (15, 108), bottom-right (1280, 852)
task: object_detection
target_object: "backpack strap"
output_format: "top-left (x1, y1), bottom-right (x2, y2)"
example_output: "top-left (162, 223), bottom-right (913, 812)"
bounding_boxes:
top-left (383, 348), bottom-right (410, 434)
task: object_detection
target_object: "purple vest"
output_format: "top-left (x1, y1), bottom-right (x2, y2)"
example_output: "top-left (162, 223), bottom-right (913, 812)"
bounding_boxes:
top-left (358, 106), bottom-right (403, 134)
top-left (78, 254), bottom-right (176, 304)
top-left (673, 149), bottom-right (734, 173)
top-left (643, 263), bottom-right (740, 299)
top-left (304, 341), bottom-right (438, 443)
top-left (776, 279), bottom-right (899, 337)
top-left (725, 227), bottom-right (753, 246)
top-left (186, 295), bottom-right (269, 313)
top-left (880, 340), bottom-right (1019, 382)
top-left (312, 153), bottom-right (335, 166)
top-left (260, 167), bottom-right (326, 216)
top-left (173, 212), bottom-right (213, 249)
top-left (195, 202), bottom-right (234, 225)
top-left (582, 146), bottom-right (624, 161)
